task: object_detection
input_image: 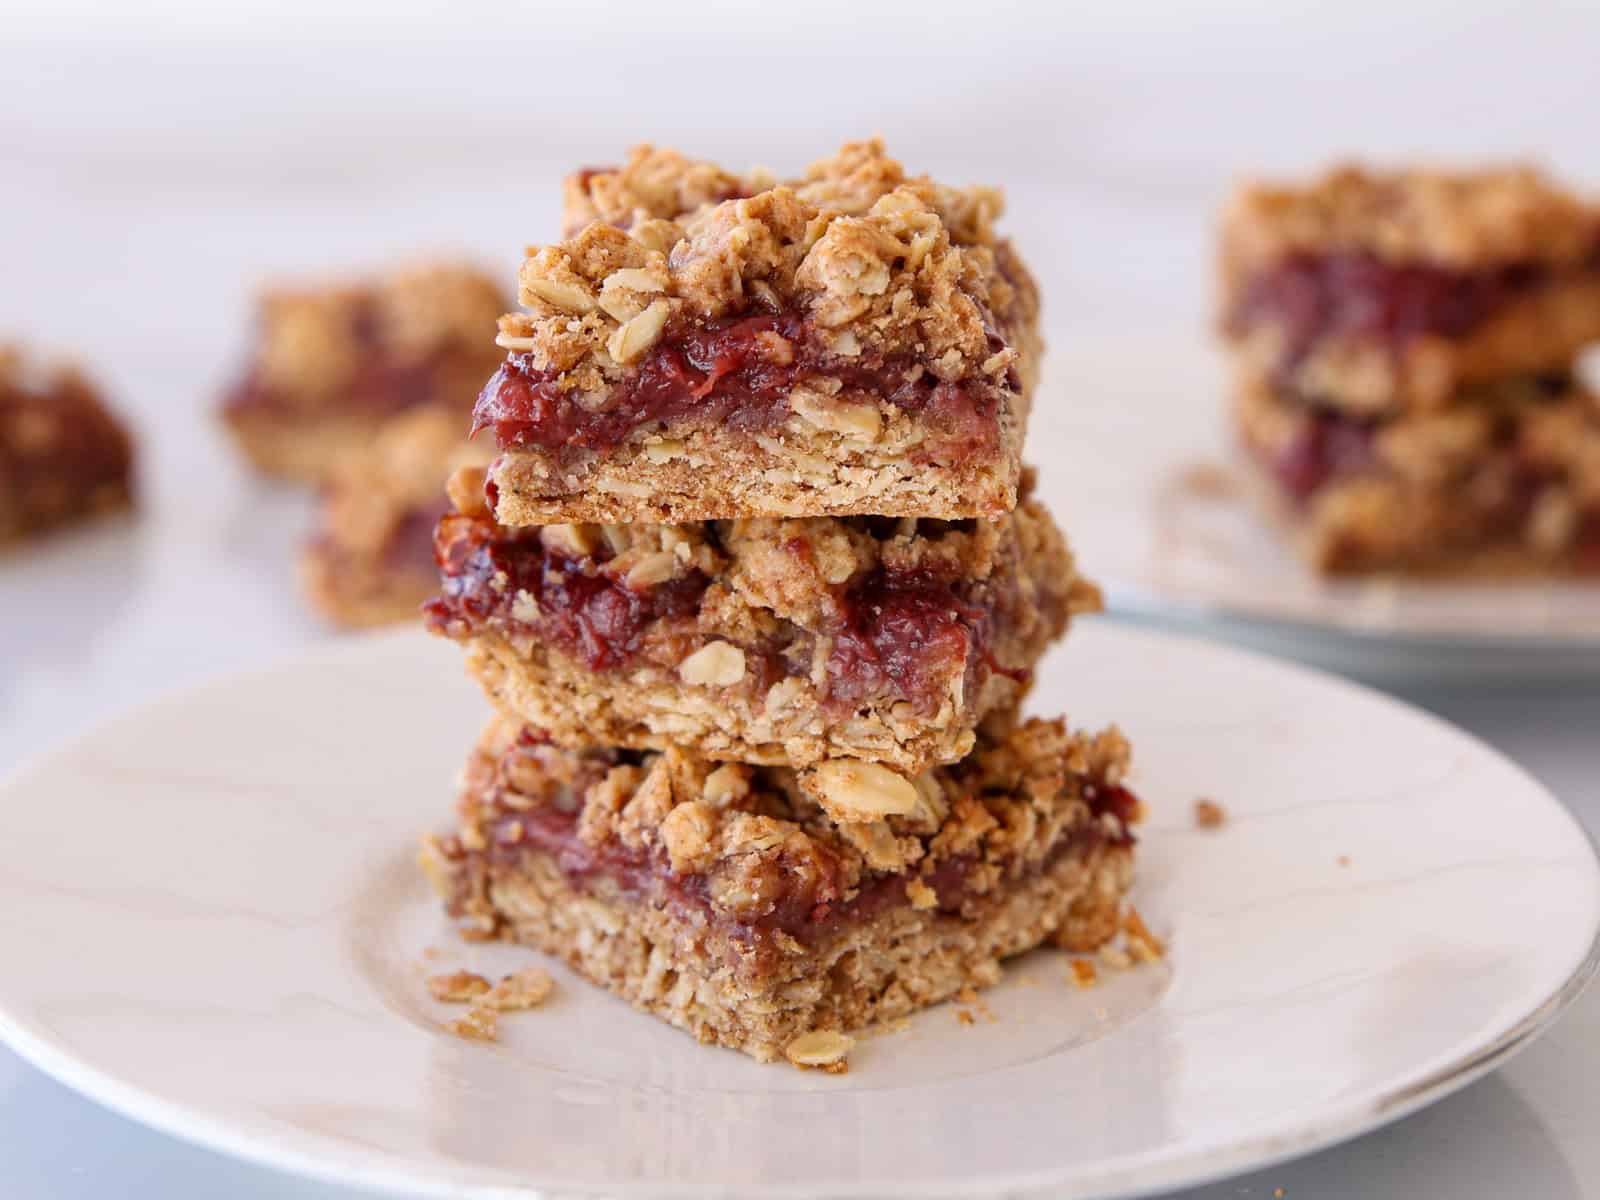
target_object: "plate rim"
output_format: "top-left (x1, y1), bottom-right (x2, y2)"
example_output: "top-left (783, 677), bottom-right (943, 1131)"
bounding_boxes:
top-left (0, 625), bottom-right (1596, 1200)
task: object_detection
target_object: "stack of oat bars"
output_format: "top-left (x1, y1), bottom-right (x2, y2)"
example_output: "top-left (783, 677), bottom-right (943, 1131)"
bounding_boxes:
top-left (1220, 164), bottom-right (1600, 574)
top-left (420, 141), bottom-right (1149, 1067)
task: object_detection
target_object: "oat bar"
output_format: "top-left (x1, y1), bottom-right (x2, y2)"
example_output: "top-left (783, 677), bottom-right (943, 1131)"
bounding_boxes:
top-left (420, 713), bottom-right (1138, 1063)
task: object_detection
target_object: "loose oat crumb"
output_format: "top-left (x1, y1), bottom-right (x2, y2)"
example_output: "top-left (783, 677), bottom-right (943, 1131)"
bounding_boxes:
top-left (1337, 855), bottom-right (1352, 867)
top-left (1099, 945), bottom-right (1133, 970)
top-left (480, 966), bottom-right (555, 1012)
top-left (956, 985), bottom-right (980, 1005)
top-left (956, 1009), bottom-right (976, 1026)
top-left (785, 1029), bottom-right (854, 1072)
top-left (1194, 798), bottom-right (1226, 828)
top-left (428, 970), bottom-right (491, 1003)
top-left (1274, 1189), bottom-right (1285, 1198)
top-left (1069, 959), bottom-right (1098, 989)
top-left (445, 1006), bottom-right (498, 1042)
top-left (1123, 908), bottom-right (1167, 959)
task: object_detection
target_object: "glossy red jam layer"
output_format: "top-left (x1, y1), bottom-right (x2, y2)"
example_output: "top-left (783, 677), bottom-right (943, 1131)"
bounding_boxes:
top-left (427, 515), bottom-right (1015, 711)
top-left (473, 311), bottom-right (1008, 461)
top-left (826, 567), bottom-right (1000, 713)
top-left (1230, 247), bottom-right (1600, 369)
top-left (425, 515), bottom-right (708, 670)
top-left (456, 769), bottom-right (1139, 954)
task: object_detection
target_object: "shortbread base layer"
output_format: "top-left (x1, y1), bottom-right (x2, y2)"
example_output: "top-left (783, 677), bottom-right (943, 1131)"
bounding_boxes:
top-left (487, 418), bottom-right (1022, 525)
top-left (438, 838), bottom-right (1132, 1063)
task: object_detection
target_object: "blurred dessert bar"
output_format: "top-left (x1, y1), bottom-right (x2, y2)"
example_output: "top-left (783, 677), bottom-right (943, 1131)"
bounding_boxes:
top-left (1220, 164), bottom-right (1600, 574)
top-left (1221, 165), bottom-right (1600, 412)
top-left (220, 262), bottom-right (507, 484)
top-left (1235, 371), bottom-right (1600, 573)
top-left (426, 467), bottom-right (1095, 772)
top-left (301, 408), bottom-right (491, 627)
top-left (421, 713), bottom-right (1139, 1063)
top-left (1, 345), bottom-right (134, 545)
top-left (473, 140), bottom-right (1040, 524)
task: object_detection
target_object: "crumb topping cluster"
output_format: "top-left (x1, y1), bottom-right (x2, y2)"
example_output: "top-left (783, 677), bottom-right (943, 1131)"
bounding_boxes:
top-left (497, 140), bottom-right (1032, 407)
top-left (1224, 164), bottom-right (1600, 269)
top-left (432, 714), bottom-right (1135, 930)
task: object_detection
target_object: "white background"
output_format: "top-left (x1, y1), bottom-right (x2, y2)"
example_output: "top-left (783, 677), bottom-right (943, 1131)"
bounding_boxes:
top-left (3, 2), bottom-right (1599, 1196)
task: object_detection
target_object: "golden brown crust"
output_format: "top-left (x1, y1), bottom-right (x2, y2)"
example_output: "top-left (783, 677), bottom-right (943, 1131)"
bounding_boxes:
top-left (560, 145), bottom-right (752, 235)
top-left (1222, 163), bottom-right (1600, 270)
top-left (0, 344), bottom-right (135, 545)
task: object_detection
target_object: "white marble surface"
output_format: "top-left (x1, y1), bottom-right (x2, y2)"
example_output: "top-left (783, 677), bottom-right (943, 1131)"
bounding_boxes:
top-left (4, 4), bottom-right (1600, 1195)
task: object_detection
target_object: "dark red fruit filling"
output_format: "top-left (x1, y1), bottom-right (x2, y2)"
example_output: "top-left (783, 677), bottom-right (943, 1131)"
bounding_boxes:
top-left (826, 568), bottom-right (1001, 713)
top-left (1230, 247), bottom-right (1599, 369)
top-left (428, 517), bottom-right (1026, 709)
top-left (425, 515), bottom-right (708, 670)
top-left (472, 311), bottom-right (1008, 461)
top-left (1270, 410), bottom-right (1380, 503)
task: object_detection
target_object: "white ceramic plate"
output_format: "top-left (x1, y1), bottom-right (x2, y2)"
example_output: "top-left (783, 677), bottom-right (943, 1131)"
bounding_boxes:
top-left (0, 624), bottom-right (1594, 1199)
top-left (1034, 336), bottom-right (1600, 681)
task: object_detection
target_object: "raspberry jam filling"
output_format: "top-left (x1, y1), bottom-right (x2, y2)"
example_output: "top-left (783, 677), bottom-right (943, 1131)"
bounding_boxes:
top-left (1230, 247), bottom-right (1600, 369)
top-left (427, 515), bottom-right (1020, 711)
top-left (425, 515), bottom-right (709, 670)
top-left (826, 568), bottom-right (1000, 713)
top-left (473, 311), bottom-right (1008, 461)
top-left (448, 743), bottom-right (1139, 953)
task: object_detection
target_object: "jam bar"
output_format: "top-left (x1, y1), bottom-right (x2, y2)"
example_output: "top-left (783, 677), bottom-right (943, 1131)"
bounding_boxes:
top-left (420, 713), bottom-right (1139, 1063)
top-left (221, 262), bottom-right (507, 484)
top-left (1, 346), bottom-right (134, 545)
top-left (1233, 370), bottom-right (1600, 574)
top-left (301, 408), bottom-right (492, 627)
top-left (476, 140), bottom-right (1040, 524)
top-left (425, 468), bottom-right (1095, 772)
top-left (1221, 165), bottom-right (1600, 414)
